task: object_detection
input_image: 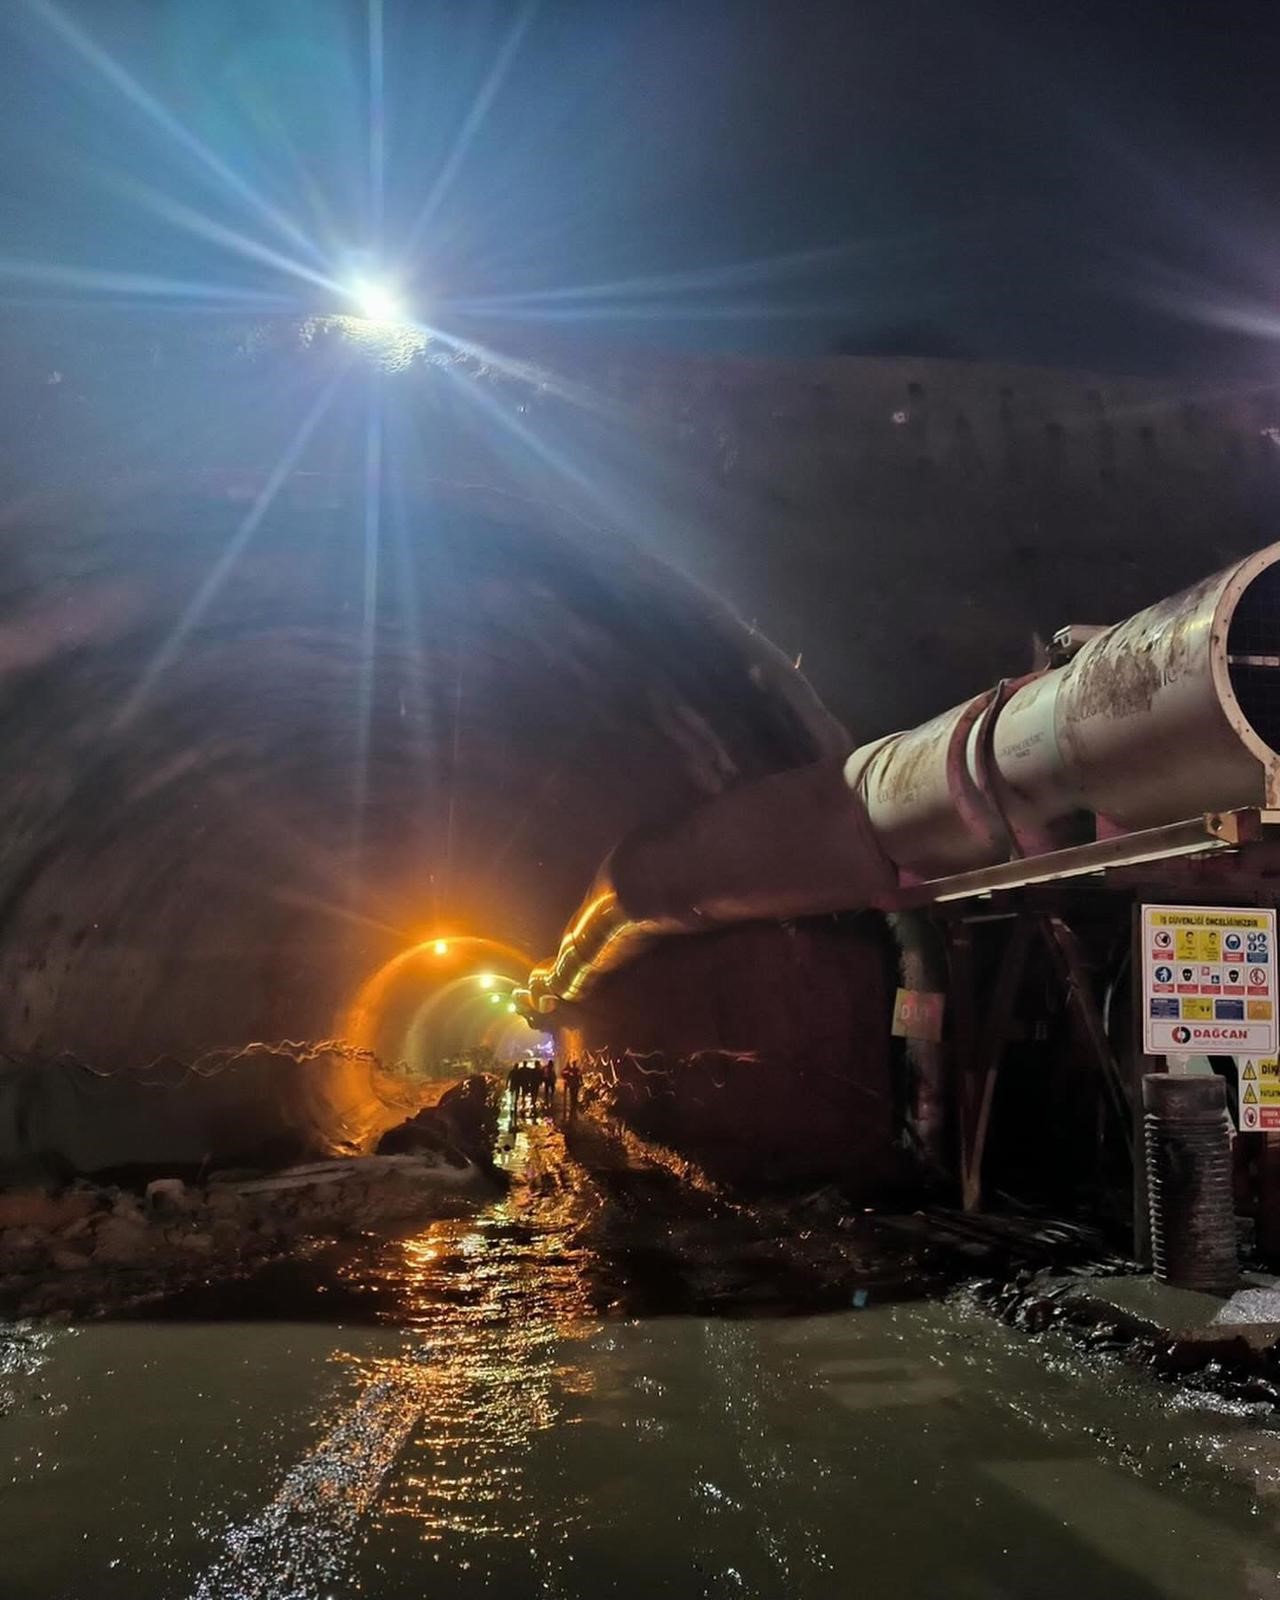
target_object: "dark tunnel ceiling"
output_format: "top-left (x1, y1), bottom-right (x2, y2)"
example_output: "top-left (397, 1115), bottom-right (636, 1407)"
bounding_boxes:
top-left (0, 412), bottom-right (842, 1066)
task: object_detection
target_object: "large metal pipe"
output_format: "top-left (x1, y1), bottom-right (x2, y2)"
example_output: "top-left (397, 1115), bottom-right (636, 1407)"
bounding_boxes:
top-left (847, 543), bottom-right (1280, 880)
top-left (528, 544), bottom-right (1280, 1009)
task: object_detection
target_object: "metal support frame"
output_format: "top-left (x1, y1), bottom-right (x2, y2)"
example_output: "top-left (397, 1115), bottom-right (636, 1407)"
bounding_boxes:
top-left (946, 905), bottom-right (1137, 1221)
top-left (1040, 915), bottom-right (1132, 1151)
top-left (913, 812), bottom-right (1257, 908)
top-left (947, 925), bottom-right (976, 1205)
top-left (919, 811), bottom-right (1280, 1236)
top-left (957, 919), bottom-right (1034, 1212)
top-left (888, 910), bottom-right (950, 1174)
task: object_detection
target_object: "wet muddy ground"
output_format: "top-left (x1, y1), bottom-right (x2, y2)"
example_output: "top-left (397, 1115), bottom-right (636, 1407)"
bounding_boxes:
top-left (4, 1106), bottom-right (1280, 1598)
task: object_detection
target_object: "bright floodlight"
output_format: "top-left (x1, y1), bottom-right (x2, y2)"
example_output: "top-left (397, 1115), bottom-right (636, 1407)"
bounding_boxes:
top-left (477, 973), bottom-right (496, 990)
top-left (432, 939), bottom-right (449, 956)
top-left (348, 277), bottom-right (403, 323)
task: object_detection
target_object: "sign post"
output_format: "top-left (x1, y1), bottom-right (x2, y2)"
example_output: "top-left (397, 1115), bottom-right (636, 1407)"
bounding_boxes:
top-left (1140, 905), bottom-right (1277, 1060)
top-left (1237, 1057), bottom-right (1280, 1131)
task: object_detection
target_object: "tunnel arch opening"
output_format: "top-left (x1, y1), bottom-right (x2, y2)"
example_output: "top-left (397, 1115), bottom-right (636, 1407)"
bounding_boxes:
top-left (342, 934), bottom-right (542, 1084)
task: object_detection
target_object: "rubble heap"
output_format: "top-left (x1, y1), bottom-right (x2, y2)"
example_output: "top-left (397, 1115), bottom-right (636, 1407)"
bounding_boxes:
top-left (0, 1148), bottom-right (494, 1320)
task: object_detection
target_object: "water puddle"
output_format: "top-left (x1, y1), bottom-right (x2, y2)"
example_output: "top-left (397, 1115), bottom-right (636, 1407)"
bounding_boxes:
top-left (3, 1116), bottom-right (1280, 1597)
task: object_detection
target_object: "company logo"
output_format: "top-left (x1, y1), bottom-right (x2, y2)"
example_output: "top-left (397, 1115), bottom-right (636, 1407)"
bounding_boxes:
top-left (1172, 1025), bottom-right (1192, 1045)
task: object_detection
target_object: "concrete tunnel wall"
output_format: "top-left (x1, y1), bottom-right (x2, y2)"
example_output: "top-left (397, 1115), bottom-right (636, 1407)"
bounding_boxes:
top-left (0, 315), bottom-right (1278, 1175)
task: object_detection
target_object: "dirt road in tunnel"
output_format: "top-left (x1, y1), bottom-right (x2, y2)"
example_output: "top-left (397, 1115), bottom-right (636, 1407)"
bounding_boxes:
top-left (4, 1105), bottom-right (1280, 1599)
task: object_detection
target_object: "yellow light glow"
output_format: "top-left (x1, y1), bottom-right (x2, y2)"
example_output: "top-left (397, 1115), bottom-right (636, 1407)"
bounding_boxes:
top-left (477, 973), bottom-right (496, 989)
top-left (433, 940), bottom-right (449, 956)
top-left (337, 934), bottom-right (535, 1055)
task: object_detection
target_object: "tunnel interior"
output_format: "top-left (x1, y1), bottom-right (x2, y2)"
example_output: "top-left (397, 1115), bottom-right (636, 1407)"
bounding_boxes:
top-left (0, 425), bottom-right (844, 1171)
top-left (5, 317), bottom-right (1276, 1181)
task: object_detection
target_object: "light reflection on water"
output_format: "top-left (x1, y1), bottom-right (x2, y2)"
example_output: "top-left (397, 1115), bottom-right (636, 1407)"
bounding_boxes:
top-left (188, 1120), bottom-right (600, 1596)
top-left (7, 1114), bottom-right (1280, 1599)
top-left (187, 1115), bottom-right (1280, 1600)
top-left (358, 1179), bottom-right (598, 1546)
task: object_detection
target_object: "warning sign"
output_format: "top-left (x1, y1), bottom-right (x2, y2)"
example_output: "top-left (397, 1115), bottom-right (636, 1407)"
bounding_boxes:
top-left (1142, 906), bottom-right (1278, 1057)
top-left (891, 988), bottom-right (944, 1043)
top-left (1237, 1057), bottom-right (1280, 1131)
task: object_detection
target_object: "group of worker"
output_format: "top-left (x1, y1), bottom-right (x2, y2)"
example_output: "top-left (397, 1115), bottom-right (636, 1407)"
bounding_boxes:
top-left (506, 1056), bottom-right (584, 1119)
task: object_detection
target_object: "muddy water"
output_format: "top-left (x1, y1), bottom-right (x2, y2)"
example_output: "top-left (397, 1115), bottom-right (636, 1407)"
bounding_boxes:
top-left (4, 1123), bottom-right (1280, 1599)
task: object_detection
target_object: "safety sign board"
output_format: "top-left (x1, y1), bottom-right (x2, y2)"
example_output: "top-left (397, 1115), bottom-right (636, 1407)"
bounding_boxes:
top-left (1142, 905), bottom-right (1277, 1057)
top-left (891, 988), bottom-right (944, 1043)
top-left (1237, 1057), bottom-right (1280, 1131)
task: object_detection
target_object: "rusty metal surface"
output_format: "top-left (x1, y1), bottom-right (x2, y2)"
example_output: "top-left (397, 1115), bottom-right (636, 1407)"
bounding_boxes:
top-left (995, 547), bottom-right (1280, 834)
top-left (987, 668), bottom-right (1075, 851)
top-left (1047, 569), bottom-right (1250, 827)
top-left (849, 692), bottom-right (1005, 878)
top-left (847, 543), bottom-right (1280, 880)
